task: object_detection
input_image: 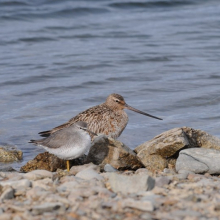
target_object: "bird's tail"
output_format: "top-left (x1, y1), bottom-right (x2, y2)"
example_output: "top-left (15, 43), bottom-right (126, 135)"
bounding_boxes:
top-left (38, 130), bottom-right (51, 137)
top-left (29, 139), bottom-right (37, 144)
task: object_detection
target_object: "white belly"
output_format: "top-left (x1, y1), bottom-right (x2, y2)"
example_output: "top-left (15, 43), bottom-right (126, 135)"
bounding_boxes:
top-left (41, 135), bottom-right (91, 160)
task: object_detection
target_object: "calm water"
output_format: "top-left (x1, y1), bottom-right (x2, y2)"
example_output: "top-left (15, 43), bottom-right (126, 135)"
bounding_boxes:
top-left (0, 0), bottom-right (220, 170)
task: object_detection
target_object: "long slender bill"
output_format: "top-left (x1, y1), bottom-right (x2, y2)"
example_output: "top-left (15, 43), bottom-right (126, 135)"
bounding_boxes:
top-left (125, 104), bottom-right (163, 120)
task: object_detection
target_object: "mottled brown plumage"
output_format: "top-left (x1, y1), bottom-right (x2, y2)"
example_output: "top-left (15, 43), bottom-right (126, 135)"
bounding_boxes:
top-left (39, 93), bottom-right (162, 139)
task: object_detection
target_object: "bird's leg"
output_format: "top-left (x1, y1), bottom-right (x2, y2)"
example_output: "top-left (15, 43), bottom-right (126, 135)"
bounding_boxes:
top-left (67, 160), bottom-right (70, 172)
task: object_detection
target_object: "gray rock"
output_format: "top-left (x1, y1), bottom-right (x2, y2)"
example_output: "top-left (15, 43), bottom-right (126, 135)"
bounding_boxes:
top-left (31, 202), bottom-right (65, 215)
top-left (86, 135), bottom-right (143, 170)
top-left (176, 148), bottom-right (220, 174)
top-left (0, 179), bottom-right (31, 189)
top-left (32, 178), bottom-right (53, 190)
top-left (135, 168), bottom-right (149, 175)
top-left (76, 169), bottom-right (104, 181)
top-left (178, 169), bottom-right (194, 175)
top-left (175, 169), bottom-right (194, 179)
top-left (140, 194), bottom-right (162, 206)
top-left (26, 186), bottom-right (49, 200)
top-left (12, 216), bottom-right (22, 220)
top-left (0, 165), bottom-right (16, 172)
top-left (0, 186), bottom-right (14, 200)
top-left (106, 173), bottom-right (155, 194)
top-left (104, 164), bottom-right (118, 172)
top-left (69, 162), bottom-right (99, 175)
top-left (140, 213), bottom-right (153, 220)
top-left (43, 195), bottom-right (69, 208)
top-left (170, 209), bottom-right (201, 217)
top-left (155, 176), bottom-right (171, 187)
top-left (175, 173), bottom-right (188, 180)
top-left (57, 181), bottom-right (80, 193)
top-left (0, 214), bottom-right (11, 220)
top-left (0, 172), bottom-right (23, 180)
top-left (121, 198), bottom-right (154, 212)
top-left (163, 168), bottom-right (176, 174)
top-left (24, 170), bottom-right (53, 180)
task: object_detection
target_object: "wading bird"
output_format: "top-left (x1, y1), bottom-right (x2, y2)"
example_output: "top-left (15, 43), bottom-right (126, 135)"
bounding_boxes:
top-left (39, 93), bottom-right (162, 140)
top-left (30, 121), bottom-right (96, 171)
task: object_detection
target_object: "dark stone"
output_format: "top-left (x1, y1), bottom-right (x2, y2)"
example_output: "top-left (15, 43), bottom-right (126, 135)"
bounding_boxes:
top-left (86, 135), bottom-right (143, 171)
top-left (20, 152), bottom-right (86, 172)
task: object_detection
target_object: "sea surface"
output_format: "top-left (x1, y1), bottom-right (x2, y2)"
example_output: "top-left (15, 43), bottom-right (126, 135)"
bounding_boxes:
top-left (0, 0), bottom-right (220, 170)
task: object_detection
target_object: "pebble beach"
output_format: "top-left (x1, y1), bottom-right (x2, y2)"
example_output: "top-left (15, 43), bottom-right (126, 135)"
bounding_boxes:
top-left (1, 165), bottom-right (220, 220)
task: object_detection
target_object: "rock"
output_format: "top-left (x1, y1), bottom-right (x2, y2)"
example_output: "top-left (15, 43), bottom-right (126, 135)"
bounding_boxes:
top-left (106, 172), bottom-right (155, 194)
top-left (69, 163), bottom-right (99, 175)
top-left (104, 164), bottom-right (118, 172)
top-left (135, 168), bottom-right (149, 175)
top-left (24, 170), bottom-right (53, 180)
top-left (0, 179), bottom-right (31, 189)
top-left (86, 135), bottom-right (143, 170)
top-left (0, 172), bottom-right (23, 180)
top-left (155, 176), bottom-right (171, 187)
top-left (176, 148), bottom-right (220, 174)
top-left (182, 127), bottom-right (220, 150)
top-left (32, 178), bottom-right (53, 190)
top-left (76, 169), bottom-right (104, 181)
top-left (0, 165), bottom-right (17, 172)
top-left (178, 169), bottom-right (194, 175)
top-left (163, 168), bottom-right (176, 174)
top-left (176, 169), bottom-right (194, 180)
top-left (20, 152), bottom-right (86, 172)
top-left (170, 210), bottom-right (201, 217)
top-left (26, 187), bottom-right (50, 201)
top-left (0, 145), bottom-right (23, 162)
top-left (31, 202), bottom-right (65, 215)
top-left (187, 173), bottom-right (203, 181)
top-left (12, 215), bottom-right (22, 220)
top-left (135, 127), bottom-right (220, 172)
top-left (0, 214), bottom-right (11, 220)
top-left (135, 128), bottom-right (189, 171)
top-left (121, 198), bottom-right (154, 212)
top-left (140, 213), bottom-right (153, 220)
top-left (20, 152), bottom-right (66, 172)
top-left (59, 175), bottom-right (78, 183)
top-left (57, 180), bottom-right (81, 193)
top-left (0, 186), bottom-right (14, 201)
top-left (174, 173), bottom-right (189, 180)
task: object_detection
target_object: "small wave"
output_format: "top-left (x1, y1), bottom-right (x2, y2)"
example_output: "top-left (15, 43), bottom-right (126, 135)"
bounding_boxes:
top-left (122, 56), bottom-right (171, 64)
top-left (18, 37), bottom-right (56, 43)
top-left (0, 0), bottom-right (29, 6)
top-left (0, 6), bottom-right (109, 21)
top-left (107, 76), bottom-right (156, 82)
top-left (14, 85), bottom-right (83, 97)
top-left (51, 7), bottom-right (109, 17)
top-left (109, 0), bottom-right (195, 9)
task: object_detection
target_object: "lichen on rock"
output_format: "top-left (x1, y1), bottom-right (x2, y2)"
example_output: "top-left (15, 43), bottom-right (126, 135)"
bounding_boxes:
top-left (135, 127), bottom-right (220, 172)
top-left (0, 145), bottom-right (23, 162)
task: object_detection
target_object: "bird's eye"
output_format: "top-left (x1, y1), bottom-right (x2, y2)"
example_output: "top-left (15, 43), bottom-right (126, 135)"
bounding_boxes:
top-left (115, 100), bottom-right (119, 103)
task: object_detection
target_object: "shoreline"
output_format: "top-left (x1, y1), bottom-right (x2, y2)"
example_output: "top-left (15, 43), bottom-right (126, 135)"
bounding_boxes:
top-left (0, 164), bottom-right (220, 220)
top-left (1, 127), bottom-right (220, 219)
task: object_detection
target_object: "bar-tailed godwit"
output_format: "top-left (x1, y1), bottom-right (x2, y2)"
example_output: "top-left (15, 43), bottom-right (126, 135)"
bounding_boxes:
top-left (39, 93), bottom-right (162, 140)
